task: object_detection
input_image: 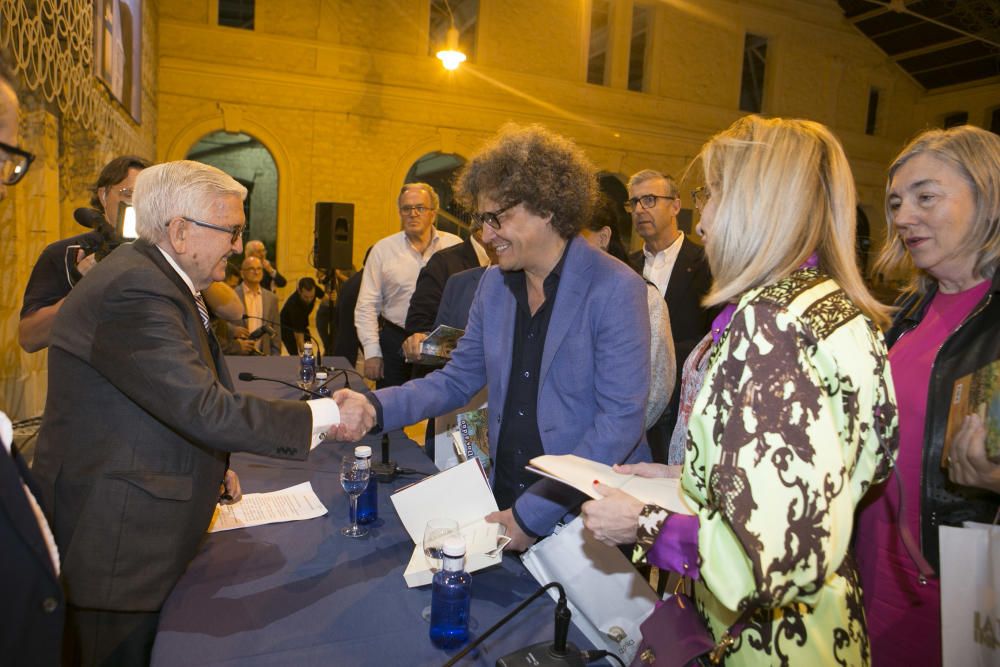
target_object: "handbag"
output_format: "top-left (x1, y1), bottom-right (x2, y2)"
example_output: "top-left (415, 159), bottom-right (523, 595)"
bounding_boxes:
top-left (629, 578), bottom-right (749, 667)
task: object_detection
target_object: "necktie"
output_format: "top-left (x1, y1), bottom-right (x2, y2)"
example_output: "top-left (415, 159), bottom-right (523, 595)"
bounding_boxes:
top-left (194, 293), bottom-right (211, 332)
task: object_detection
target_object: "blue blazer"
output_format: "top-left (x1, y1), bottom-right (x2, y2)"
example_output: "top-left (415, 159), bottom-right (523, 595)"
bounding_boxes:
top-left (377, 236), bottom-right (652, 536)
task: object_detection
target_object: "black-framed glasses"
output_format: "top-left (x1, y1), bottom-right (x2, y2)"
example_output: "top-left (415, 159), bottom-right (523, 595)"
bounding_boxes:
top-left (399, 204), bottom-right (434, 216)
top-left (692, 186), bottom-right (711, 211)
top-left (0, 140), bottom-right (35, 186)
top-left (623, 194), bottom-right (676, 213)
top-left (471, 201), bottom-right (519, 230)
top-left (173, 216), bottom-right (246, 244)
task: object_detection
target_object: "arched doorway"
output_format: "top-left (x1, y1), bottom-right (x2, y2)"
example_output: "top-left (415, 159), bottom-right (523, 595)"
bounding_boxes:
top-left (185, 131), bottom-right (279, 258)
top-left (404, 151), bottom-right (469, 238)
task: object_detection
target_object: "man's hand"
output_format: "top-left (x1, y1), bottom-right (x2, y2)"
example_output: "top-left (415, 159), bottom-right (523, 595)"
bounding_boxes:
top-left (949, 414), bottom-right (1000, 494)
top-left (364, 357), bottom-right (384, 380)
top-left (330, 388), bottom-right (376, 441)
top-left (485, 509), bottom-right (536, 552)
top-left (581, 483), bottom-right (645, 546)
top-left (612, 462), bottom-right (680, 479)
top-left (262, 258), bottom-right (275, 274)
top-left (232, 325), bottom-right (250, 339)
top-left (75, 249), bottom-right (98, 276)
top-left (219, 469), bottom-right (243, 504)
top-left (402, 333), bottom-right (428, 363)
top-left (234, 338), bottom-right (257, 354)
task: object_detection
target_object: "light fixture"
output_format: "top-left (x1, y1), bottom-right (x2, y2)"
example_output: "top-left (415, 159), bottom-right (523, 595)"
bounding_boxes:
top-left (436, 25), bottom-right (467, 70)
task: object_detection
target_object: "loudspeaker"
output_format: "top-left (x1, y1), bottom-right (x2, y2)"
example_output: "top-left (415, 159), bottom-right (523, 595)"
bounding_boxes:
top-left (314, 202), bottom-right (354, 271)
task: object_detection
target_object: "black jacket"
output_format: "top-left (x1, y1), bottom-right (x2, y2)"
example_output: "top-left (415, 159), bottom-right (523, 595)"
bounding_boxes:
top-left (405, 237), bottom-right (481, 335)
top-left (885, 272), bottom-right (1000, 569)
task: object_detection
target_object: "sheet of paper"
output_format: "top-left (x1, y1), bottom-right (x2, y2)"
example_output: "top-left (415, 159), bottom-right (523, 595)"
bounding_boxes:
top-left (207, 481), bottom-right (328, 533)
top-left (390, 458), bottom-right (498, 543)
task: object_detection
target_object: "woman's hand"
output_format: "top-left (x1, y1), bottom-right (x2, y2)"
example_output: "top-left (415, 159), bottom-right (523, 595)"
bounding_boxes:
top-left (581, 483), bottom-right (645, 546)
top-left (948, 414), bottom-right (1000, 494)
top-left (612, 462), bottom-right (681, 479)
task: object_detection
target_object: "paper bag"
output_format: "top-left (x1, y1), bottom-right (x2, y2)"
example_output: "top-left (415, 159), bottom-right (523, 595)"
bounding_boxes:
top-left (521, 517), bottom-right (658, 665)
top-left (940, 522), bottom-right (1000, 666)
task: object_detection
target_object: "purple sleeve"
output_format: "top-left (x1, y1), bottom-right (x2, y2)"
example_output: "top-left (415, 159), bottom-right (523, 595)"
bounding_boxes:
top-left (646, 513), bottom-right (700, 579)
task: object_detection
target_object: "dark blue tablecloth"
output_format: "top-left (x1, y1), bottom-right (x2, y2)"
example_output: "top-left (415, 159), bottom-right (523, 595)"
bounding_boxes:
top-left (151, 357), bottom-right (591, 666)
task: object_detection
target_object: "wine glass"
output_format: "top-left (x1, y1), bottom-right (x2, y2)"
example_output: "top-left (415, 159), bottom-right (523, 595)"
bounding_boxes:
top-left (421, 518), bottom-right (459, 620)
top-left (341, 454), bottom-right (370, 538)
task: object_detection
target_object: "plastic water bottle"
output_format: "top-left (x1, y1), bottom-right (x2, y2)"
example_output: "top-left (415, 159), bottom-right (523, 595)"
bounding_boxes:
top-left (354, 445), bottom-right (378, 525)
top-left (299, 342), bottom-right (316, 388)
top-left (314, 370), bottom-right (331, 398)
top-left (430, 535), bottom-right (471, 649)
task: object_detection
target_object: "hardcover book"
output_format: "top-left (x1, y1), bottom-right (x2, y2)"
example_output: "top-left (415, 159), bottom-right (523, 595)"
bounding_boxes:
top-left (944, 359), bottom-right (1000, 465)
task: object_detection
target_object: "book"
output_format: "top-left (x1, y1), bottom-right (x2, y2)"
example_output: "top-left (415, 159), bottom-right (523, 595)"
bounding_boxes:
top-left (450, 407), bottom-right (491, 477)
top-left (418, 324), bottom-right (464, 365)
top-left (943, 358), bottom-right (1000, 466)
top-left (526, 454), bottom-right (694, 515)
top-left (390, 458), bottom-right (508, 587)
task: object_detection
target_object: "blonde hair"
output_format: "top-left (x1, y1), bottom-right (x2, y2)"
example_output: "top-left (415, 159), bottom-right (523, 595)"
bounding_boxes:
top-left (872, 125), bottom-right (1000, 295)
top-left (697, 115), bottom-right (888, 327)
top-left (134, 160), bottom-right (247, 244)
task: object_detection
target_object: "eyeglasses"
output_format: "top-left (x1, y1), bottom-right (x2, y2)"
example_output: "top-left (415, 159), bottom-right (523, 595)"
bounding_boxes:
top-left (692, 186), bottom-right (711, 211)
top-left (0, 140), bottom-right (35, 186)
top-left (471, 201), bottom-right (519, 230)
top-left (399, 205), bottom-right (434, 216)
top-left (623, 194), bottom-right (676, 213)
top-left (173, 216), bottom-right (246, 244)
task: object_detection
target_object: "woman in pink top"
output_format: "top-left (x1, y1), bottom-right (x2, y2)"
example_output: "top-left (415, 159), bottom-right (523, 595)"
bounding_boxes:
top-left (857, 125), bottom-right (1000, 666)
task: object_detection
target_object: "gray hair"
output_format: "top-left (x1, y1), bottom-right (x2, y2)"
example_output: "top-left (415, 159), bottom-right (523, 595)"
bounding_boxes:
top-left (134, 161), bottom-right (247, 245)
top-left (398, 182), bottom-right (440, 210)
top-left (627, 169), bottom-right (678, 198)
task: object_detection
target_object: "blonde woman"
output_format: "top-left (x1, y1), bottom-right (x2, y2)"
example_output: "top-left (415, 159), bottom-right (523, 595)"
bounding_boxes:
top-left (582, 115), bottom-right (897, 665)
top-left (857, 125), bottom-right (1000, 667)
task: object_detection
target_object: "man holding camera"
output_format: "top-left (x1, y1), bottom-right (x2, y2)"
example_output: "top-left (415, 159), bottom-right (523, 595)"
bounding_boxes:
top-left (18, 155), bottom-right (149, 352)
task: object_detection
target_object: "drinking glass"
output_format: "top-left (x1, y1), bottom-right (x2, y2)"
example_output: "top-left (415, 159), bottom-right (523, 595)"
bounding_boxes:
top-left (421, 518), bottom-right (459, 620)
top-left (341, 454), bottom-right (370, 538)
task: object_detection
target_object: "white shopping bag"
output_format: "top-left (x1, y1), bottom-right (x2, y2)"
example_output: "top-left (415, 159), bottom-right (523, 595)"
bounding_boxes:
top-left (521, 516), bottom-right (658, 665)
top-left (940, 522), bottom-right (1000, 667)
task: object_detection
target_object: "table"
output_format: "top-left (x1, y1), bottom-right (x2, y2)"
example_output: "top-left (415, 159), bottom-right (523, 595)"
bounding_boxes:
top-left (151, 356), bottom-right (592, 666)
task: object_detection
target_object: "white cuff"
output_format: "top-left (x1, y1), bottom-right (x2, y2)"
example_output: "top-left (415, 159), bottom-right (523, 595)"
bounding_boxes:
top-left (307, 398), bottom-right (341, 450)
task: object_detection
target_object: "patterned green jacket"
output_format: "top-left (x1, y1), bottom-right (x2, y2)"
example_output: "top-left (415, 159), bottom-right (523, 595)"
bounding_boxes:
top-left (644, 268), bottom-right (897, 666)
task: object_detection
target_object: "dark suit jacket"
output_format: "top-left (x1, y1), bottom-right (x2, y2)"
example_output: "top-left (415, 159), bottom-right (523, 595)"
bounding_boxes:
top-left (434, 266), bottom-right (486, 330)
top-left (405, 237), bottom-right (481, 334)
top-left (629, 236), bottom-right (713, 461)
top-left (32, 239), bottom-right (312, 612)
top-left (0, 445), bottom-right (64, 666)
top-left (333, 270), bottom-right (363, 365)
top-left (233, 284), bottom-right (281, 355)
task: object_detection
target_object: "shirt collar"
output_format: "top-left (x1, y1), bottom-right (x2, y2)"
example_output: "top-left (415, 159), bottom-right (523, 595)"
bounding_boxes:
top-left (642, 232), bottom-right (683, 262)
top-left (156, 246), bottom-right (198, 297)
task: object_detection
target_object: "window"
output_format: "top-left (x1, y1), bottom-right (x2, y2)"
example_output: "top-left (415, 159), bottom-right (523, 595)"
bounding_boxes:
top-left (627, 4), bottom-right (651, 92)
top-left (739, 33), bottom-right (768, 113)
top-left (429, 0), bottom-right (478, 62)
top-left (943, 111), bottom-right (969, 128)
top-left (218, 0), bottom-right (254, 30)
top-left (865, 87), bottom-right (880, 135)
top-left (588, 0), bottom-right (611, 85)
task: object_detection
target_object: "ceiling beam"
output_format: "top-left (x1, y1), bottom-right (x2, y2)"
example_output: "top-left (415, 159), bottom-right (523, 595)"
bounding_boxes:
top-left (891, 36), bottom-right (975, 61)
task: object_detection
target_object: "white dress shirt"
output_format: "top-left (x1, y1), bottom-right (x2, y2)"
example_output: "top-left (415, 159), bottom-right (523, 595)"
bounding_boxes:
top-left (642, 233), bottom-right (685, 298)
top-left (354, 228), bottom-right (463, 359)
top-left (156, 247), bottom-right (339, 448)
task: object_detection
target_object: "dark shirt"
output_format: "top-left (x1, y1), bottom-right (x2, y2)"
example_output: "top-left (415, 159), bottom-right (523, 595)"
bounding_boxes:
top-left (20, 231), bottom-right (103, 318)
top-left (279, 289), bottom-right (324, 355)
top-left (261, 265), bottom-right (287, 291)
top-left (494, 252), bottom-right (567, 532)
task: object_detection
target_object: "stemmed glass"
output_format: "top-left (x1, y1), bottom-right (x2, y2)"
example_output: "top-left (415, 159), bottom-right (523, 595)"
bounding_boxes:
top-left (340, 454), bottom-right (370, 538)
top-left (421, 518), bottom-right (460, 621)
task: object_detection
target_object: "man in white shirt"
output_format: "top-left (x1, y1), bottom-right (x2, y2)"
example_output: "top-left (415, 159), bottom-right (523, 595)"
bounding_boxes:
top-left (626, 169), bottom-right (712, 463)
top-left (354, 183), bottom-right (462, 388)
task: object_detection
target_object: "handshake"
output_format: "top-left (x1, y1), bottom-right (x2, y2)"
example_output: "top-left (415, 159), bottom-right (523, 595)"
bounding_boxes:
top-left (327, 389), bottom-right (378, 442)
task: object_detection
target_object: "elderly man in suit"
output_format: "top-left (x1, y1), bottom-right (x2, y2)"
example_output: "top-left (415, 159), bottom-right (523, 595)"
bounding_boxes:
top-left (0, 65), bottom-right (65, 666)
top-left (333, 124), bottom-right (652, 551)
top-left (626, 169), bottom-right (713, 463)
top-left (231, 255), bottom-right (281, 355)
top-left (31, 160), bottom-right (347, 665)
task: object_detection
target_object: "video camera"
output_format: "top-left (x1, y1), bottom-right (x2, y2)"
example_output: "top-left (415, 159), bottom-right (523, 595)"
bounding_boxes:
top-left (65, 203), bottom-right (137, 283)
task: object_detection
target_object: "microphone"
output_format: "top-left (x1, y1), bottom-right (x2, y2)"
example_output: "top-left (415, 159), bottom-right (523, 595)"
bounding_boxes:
top-left (443, 582), bottom-right (586, 667)
top-left (237, 372), bottom-right (326, 399)
top-left (371, 433), bottom-right (398, 482)
top-left (246, 324), bottom-right (276, 341)
top-left (73, 207), bottom-right (108, 229)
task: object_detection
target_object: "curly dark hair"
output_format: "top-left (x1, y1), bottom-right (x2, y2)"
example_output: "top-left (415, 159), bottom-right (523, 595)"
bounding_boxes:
top-left (454, 123), bottom-right (598, 239)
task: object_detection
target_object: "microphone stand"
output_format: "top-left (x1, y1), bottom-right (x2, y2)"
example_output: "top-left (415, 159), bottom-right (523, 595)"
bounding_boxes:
top-left (371, 433), bottom-right (398, 482)
top-left (236, 372), bottom-right (325, 399)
